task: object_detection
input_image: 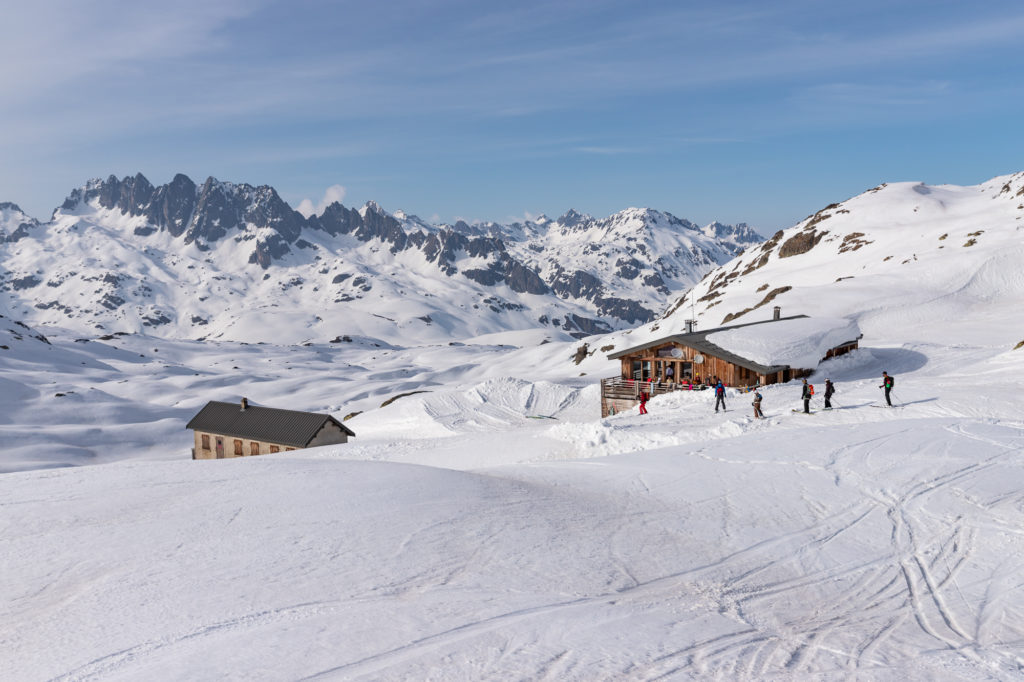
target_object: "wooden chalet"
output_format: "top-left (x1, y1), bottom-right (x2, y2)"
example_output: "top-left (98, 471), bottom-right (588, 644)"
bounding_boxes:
top-left (600, 312), bottom-right (860, 417)
top-left (186, 398), bottom-right (355, 459)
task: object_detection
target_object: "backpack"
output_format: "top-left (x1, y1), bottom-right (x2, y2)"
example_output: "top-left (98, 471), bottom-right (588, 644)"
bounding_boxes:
top-left (808, 384), bottom-right (815, 396)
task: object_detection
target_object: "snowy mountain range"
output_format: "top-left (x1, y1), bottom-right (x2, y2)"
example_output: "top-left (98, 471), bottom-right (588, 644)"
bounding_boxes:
top-left (0, 174), bottom-right (761, 343)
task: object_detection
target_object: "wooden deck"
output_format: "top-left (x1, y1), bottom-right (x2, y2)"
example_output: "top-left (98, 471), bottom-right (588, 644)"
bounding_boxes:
top-left (599, 377), bottom-right (710, 417)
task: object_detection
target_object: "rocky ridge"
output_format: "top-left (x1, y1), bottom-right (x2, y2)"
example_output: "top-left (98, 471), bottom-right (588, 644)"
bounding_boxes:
top-left (1, 173), bottom-right (762, 344)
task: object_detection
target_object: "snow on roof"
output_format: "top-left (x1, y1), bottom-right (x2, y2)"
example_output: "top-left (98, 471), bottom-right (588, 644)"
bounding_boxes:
top-left (705, 317), bottom-right (860, 369)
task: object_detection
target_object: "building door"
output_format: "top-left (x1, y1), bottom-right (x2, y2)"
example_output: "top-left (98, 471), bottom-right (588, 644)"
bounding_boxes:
top-left (215, 437), bottom-right (224, 459)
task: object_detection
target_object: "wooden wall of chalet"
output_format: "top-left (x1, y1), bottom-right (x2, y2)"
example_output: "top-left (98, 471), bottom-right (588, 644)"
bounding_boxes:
top-left (601, 337), bottom-right (860, 416)
top-left (617, 342), bottom-right (771, 388)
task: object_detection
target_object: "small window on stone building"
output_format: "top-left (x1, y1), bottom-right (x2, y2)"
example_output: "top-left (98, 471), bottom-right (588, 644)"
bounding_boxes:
top-left (201, 434), bottom-right (210, 450)
top-left (250, 442), bottom-right (260, 456)
top-left (269, 445), bottom-right (280, 453)
top-left (286, 447), bottom-right (296, 451)
top-left (233, 440), bottom-right (243, 456)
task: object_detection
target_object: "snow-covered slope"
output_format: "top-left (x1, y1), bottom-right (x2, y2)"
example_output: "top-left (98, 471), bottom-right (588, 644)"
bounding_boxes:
top-left (588, 172), bottom-right (1024, 357)
top-left (0, 174), bottom-right (760, 343)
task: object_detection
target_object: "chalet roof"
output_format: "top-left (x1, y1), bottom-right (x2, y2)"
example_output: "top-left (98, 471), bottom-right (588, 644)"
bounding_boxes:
top-left (185, 401), bottom-right (355, 448)
top-left (607, 315), bottom-right (811, 375)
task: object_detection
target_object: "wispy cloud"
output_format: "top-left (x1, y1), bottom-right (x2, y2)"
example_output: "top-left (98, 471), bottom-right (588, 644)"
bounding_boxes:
top-left (296, 185), bottom-right (347, 218)
top-left (0, 1), bottom-right (257, 95)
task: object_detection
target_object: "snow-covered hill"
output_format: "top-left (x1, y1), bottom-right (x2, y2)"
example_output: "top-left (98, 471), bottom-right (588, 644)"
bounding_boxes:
top-left (0, 174), bottom-right (760, 343)
top-left (587, 172), bottom-right (1024, 357)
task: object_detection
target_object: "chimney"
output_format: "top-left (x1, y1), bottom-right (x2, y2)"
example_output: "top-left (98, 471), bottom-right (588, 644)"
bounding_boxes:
top-left (240, 397), bottom-right (248, 411)
top-left (773, 306), bottom-right (781, 321)
top-left (685, 319), bottom-right (695, 333)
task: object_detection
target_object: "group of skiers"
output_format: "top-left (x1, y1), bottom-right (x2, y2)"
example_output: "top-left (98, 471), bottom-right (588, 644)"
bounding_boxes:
top-left (636, 371), bottom-right (896, 417)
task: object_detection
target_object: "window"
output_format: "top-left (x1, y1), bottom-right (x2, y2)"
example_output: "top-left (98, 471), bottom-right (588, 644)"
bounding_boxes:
top-left (233, 440), bottom-right (243, 456)
top-left (269, 445), bottom-right (280, 453)
top-left (201, 434), bottom-right (210, 450)
top-left (250, 442), bottom-right (260, 456)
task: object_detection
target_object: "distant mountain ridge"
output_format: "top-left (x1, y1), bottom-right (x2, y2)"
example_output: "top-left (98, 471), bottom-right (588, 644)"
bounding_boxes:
top-left (0, 173), bottom-right (762, 344)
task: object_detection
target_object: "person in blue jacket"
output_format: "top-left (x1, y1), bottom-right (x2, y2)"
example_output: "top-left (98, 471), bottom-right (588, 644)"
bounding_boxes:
top-left (714, 381), bottom-right (726, 412)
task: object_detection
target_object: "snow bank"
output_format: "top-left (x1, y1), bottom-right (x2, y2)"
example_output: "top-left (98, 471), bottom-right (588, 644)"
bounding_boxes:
top-left (706, 317), bottom-right (860, 369)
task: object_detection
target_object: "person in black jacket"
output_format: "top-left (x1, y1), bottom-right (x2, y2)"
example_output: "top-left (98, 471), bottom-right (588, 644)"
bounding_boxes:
top-left (824, 379), bottom-right (835, 409)
top-left (880, 371), bottom-right (894, 406)
top-left (801, 379), bottom-right (811, 413)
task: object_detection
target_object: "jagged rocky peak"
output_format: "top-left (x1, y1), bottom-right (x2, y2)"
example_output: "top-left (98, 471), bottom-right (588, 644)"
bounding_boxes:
top-left (556, 209), bottom-right (592, 228)
top-left (359, 200), bottom-right (384, 217)
top-left (0, 202), bottom-right (41, 242)
top-left (55, 172), bottom-right (307, 246)
top-left (1, 202), bottom-right (35, 222)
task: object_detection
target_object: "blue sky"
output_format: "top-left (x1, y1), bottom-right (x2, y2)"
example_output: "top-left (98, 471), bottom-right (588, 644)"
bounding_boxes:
top-left (2, 0), bottom-right (1023, 233)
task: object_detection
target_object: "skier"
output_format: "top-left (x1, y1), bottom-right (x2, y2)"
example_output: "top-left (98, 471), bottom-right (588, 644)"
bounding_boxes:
top-left (752, 389), bottom-right (763, 419)
top-left (824, 379), bottom-right (835, 409)
top-left (801, 378), bottom-right (812, 413)
top-left (714, 381), bottom-right (726, 412)
top-left (880, 371), bottom-right (894, 407)
top-left (638, 391), bottom-right (648, 415)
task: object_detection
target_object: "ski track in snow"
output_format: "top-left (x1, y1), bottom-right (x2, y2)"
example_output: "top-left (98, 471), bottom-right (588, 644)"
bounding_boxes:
top-left (7, 411), bottom-right (1024, 680)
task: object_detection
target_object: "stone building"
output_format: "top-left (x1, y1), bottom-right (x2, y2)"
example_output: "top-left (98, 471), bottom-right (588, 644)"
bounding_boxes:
top-left (186, 397), bottom-right (355, 459)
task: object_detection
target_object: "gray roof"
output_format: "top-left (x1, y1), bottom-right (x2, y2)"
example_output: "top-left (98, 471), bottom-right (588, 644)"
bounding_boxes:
top-left (607, 315), bottom-right (812, 375)
top-left (186, 401), bottom-right (355, 447)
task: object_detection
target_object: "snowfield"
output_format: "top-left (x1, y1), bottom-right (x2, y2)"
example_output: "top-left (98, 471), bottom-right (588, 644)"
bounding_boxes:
top-left (3, 173), bottom-right (1024, 680)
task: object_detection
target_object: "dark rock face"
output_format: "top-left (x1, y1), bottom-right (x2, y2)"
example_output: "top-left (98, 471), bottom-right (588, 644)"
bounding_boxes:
top-left (151, 174), bottom-right (198, 237)
top-left (186, 177), bottom-right (239, 244)
top-left (779, 229), bottom-right (827, 258)
top-left (10, 275), bottom-right (42, 290)
top-left (565, 314), bottom-right (613, 338)
top-left (315, 201), bottom-right (407, 253)
top-left (550, 269), bottom-right (604, 300)
top-left (594, 297), bottom-right (655, 324)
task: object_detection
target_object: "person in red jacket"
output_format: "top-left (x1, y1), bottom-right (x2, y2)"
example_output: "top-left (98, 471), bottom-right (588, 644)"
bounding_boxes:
top-left (638, 391), bottom-right (648, 415)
